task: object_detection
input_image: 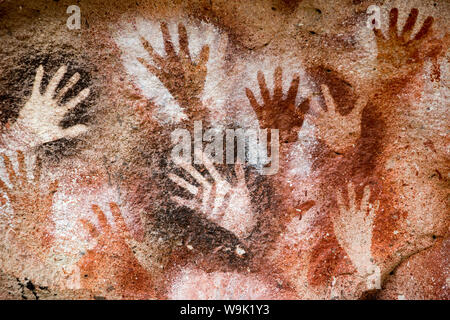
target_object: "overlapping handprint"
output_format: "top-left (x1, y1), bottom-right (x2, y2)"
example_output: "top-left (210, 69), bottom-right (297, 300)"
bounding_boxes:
top-left (332, 182), bottom-right (381, 290)
top-left (245, 67), bottom-right (310, 143)
top-left (138, 22), bottom-right (210, 122)
top-left (169, 149), bottom-right (255, 239)
top-left (374, 8), bottom-right (446, 78)
top-left (0, 150), bottom-right (58, 258)
top-left (314, 84), bottom-right (366, 153)
top-left (78, 203), bottom-right (157, 299)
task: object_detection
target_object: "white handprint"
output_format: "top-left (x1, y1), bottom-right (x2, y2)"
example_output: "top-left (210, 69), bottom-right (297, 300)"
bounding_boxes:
top-left (315, 84), bottom-right (366, 153)
top-left (3, 65), bottom-right (90, 149)
top-left (169, 150), bottom-right (254, 239)
top-left (332, 182), bottom-right (381, 290)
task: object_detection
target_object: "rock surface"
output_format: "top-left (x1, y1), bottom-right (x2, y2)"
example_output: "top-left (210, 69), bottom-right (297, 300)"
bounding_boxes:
top-left (0, 0), bottom-right (448, 300)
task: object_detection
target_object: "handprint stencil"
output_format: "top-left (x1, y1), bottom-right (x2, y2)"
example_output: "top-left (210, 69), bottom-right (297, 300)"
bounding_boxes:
top-left (169, 149), bottom-right (254, 239)
top-left (0, 150), bottom-right (58, 258)
top-left (314, 84), bottom-right (366, 153)
top-left (8, 65), bottom-right (90, 148)
top-left (78, 203), bottom-right (157, 299)
top-left (245, 67), bottom-right (310, 143)
top-left (332, 182), bottom-right (381, 290)
top-left (138, 22), bottom-right (210, 122)
top-left (374, 8), bottom-right (444, 78)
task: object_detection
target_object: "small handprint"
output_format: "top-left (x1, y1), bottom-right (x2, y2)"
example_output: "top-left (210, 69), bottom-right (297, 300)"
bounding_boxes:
top-left (314, 84), bottom-right (366, 153)
top-left (138, 22), bottom-right (210, 121)
top-left (332, 182), bottom-right (381, 290)
top-left (169, 150), bottom-right (254, 239)
top-left (245, 67), bottom-right (309, 143)
top-left (374, 8), bottom-right (444, 77)
top-left (79, 203), bottom-right (156, 299)
top-left (0, 150), bottom-right (58, 257)
top-left (13, 65), bottom-right (90, 148)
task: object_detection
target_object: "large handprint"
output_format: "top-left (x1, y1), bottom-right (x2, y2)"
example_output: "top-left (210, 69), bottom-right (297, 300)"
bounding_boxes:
top-left (332, 182), bottom-right (381, 290)
top-left (6, 65), bottom-right (90, 149)
top-left (0, 150), bottom-right (58, 258)
top-left (314, 84), bottom-right (366, 153)
top-left (79, 203), bottom-right (156, 299)
top-left (138, 22), bottom-right (210, 121)
top-left (374, 8), bottom-right (444, 78)
top-left (169, 150), bottom-right (254, 239)
top-left (245, 67), bottom-right (309, 143)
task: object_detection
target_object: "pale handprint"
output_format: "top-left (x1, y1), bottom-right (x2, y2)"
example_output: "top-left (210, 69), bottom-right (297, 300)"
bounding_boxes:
top-left (169, 150), bottom-right (254, 239)
top-left (332, 182), bottom-right (381, 290)
top-left (315, 84), bottom-right (366, 153)
top-left (0, 150), bottom-right (58, 258)
top-left (138, 22), bottom-right (210, 121)
top-left (11, 64), bottom-right (90, 148)
top-left (79, 203), bottom-right (156, 299)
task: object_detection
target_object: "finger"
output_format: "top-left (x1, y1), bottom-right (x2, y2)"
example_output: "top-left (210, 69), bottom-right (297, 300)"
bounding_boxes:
top-left (55, 72), bottom-right (80, 101)
top-left (137, 57), bottom-right (162, 78)
top-left (80, 219), bottom-right (98, 238)
top-left (336, 189), bottom-right (345, 212)
top-left (33, 155), bottom-right (42, 185)
top-left (160, 22), bottom-right (176, 58)
top-left (92, 204), bottom-right (109, 232)
top-left (370, 200), bottom-right (380, 220)
top-left (414, 16), bottom-right (433, 41)
top-left (347, 182), bottom-right (356, 211)
top-left (373, 28), bottom-right (385, 40)
top-left (353, 95), bottom-right (367, 117)
top-left (320, 84), bottom-right (336, 114)
top-left (286, 75), bottom-right (300, 104)
top-left (206, 183), bottom-right (217, 214)
top-left (195, 149), bottom-right (223, 183)
top-left (273, 67), bottom-right (283, 101)
top-left (361, 185), bottom-right (371, 214)
top-left (17, 150), bottom-right (27, 186)
top-left (32, 65), bottom-right (44, 97)
top-left (178, 23), bottom-right (191, 60)
top-left (297, 97), bottom-right (310, 117)
top-left (245, 88), bottom-right (260, 109)
top-left (62, 124), bottom-right (89, 139)
top-left (44, 180), bottom-right (58, 208)
top-left (171, 195), bottom-right (198, 211)
top-left (49, 179), bottom-right (59, 194)
top-left (178, 160), bottom-right (210, 189)
top-left (110, 202), bottom-right (128, 233)
top-left (139, 36), bottom-right (164, 65)
top-left (0, 179), bottom-right (11, 199)
top-left (64, 87), bottom-right (90, 112)
top-left (234, 161), bottom-right (246, 186)
top-left (45, 65), bottom-right (67, 99)
top-left (198, 45), bottom-right (210, 66)
top-left (401, 8), bottom-right (419, 41)
top-left (210, 186), bottom-right (227, 221)
top-left (168, 173), bottom-right (198, 195)
top-left (1, 154), bottom-right (17, 185)
top-left (257, 71), bottom-right (271, 106)
top-left (388, 8), bottom-right (399, 39)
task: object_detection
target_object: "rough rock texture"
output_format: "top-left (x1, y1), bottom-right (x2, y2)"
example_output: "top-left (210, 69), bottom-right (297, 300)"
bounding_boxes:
top-left (0, 0), bottom-right (448, 300)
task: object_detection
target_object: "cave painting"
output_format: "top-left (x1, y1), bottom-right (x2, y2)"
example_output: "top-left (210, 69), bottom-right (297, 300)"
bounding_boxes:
top-left (0, 3), bottom-right (448, 300)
